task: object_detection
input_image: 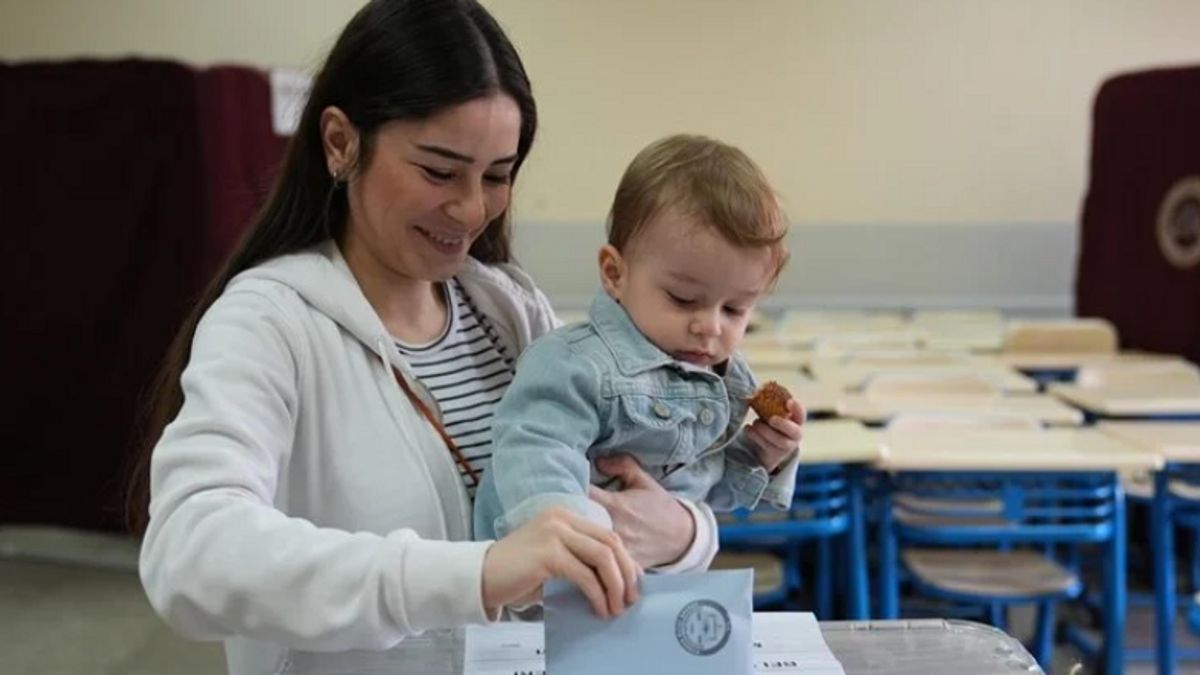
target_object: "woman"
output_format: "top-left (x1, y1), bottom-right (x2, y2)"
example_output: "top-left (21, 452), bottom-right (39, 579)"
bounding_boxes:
top-left (130, 1), bottom-right (718, 673)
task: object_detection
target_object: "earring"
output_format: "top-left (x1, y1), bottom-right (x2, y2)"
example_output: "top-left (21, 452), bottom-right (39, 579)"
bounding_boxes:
top-left (331, 166), bottom-right (348, 185)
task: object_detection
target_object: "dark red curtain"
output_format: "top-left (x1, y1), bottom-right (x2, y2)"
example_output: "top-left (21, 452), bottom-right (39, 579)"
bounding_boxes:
top-left (197, 65), bottom-right (287, 281)
top-left (0, 59), bottom-right (285, 530)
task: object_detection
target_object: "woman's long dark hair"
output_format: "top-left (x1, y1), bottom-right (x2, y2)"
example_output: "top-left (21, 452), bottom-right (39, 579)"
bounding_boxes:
top-left (126, 0), bottom-right (537, 533)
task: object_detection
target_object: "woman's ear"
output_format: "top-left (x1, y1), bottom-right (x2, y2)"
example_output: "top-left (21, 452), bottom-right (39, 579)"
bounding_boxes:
top-left (598, 245), bottom-right (626, 300)
top-left (320, 106), bottom-right (360, 180)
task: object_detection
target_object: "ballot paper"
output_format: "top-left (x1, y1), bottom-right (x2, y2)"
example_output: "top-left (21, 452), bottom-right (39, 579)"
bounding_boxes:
top-left (543, 570), bottom-right (754, 675)
top-left (464, 612), bottom-right (844, 675)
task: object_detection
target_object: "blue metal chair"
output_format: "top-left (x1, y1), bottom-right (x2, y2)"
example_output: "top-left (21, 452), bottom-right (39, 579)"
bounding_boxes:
top-left (878, 470), bottom-right (1126, 673)
top-left (880, 412), bottom-right (1039, 627)
top-left (717, 463), bottom-right (868, 619)
top-left (1149, 462), bottom-right (1200, 675)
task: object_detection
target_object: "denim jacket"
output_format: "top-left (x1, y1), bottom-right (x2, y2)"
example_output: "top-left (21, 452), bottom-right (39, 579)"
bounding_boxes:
top-left (474, 292), bottom-right (799, 540)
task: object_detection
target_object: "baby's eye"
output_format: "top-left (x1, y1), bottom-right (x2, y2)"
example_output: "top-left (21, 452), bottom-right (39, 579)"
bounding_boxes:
top-left (723, 306), bottom-right (748, 317)
top-left (667, 292), bottom-right (695, 306)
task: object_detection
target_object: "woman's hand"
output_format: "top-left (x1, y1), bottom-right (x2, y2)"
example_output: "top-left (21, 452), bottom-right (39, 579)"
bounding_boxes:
top-left (481, 507), bottom-right (641, 618)
top-left (588, 455), bottom-right (696, 568)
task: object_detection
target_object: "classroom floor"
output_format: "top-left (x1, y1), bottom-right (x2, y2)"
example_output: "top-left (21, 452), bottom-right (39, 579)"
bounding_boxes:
top-left (0, 527), bottom-right (222, 675)
top-left (2, 525), bottom-right (1198, 675)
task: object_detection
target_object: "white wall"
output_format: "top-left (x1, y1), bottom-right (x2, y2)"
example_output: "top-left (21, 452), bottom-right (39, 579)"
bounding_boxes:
top-left (4, 1), bottom-right (1198, 310)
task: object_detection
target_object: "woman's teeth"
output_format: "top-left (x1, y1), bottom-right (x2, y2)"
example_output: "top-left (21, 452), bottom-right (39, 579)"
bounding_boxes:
top-left (417, 226), bottom-right (465, 248)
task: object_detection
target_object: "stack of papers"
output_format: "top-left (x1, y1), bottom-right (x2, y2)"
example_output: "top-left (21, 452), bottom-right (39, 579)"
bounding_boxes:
top-left (464, 612), bottom-right (845, 675)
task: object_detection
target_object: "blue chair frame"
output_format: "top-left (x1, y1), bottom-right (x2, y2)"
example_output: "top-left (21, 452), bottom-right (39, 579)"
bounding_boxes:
top-left (877, 470), bottom-right (1126, 674)
top-left (719, 463), bottom-right (869, 619)
top-left (1148, 462), bottom-right (1200, 675)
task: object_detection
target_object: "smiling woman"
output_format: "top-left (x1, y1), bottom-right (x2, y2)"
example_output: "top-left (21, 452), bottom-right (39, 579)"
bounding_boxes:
top-left (125, 1), bottom-right (716, 674)
top-left (322, 95), bottom-right (523, 340)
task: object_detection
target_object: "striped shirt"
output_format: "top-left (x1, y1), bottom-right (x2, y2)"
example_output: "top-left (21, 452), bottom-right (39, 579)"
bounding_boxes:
top-left (396, 278), bottom-right (515, 498)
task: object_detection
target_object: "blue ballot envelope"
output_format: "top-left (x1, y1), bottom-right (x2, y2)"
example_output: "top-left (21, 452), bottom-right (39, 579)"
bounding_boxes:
top-left (543, 569), bottom-right (753, 675)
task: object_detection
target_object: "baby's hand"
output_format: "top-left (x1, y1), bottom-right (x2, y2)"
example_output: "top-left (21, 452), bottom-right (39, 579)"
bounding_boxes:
top-left (744, 399), bottom-right (805, 473)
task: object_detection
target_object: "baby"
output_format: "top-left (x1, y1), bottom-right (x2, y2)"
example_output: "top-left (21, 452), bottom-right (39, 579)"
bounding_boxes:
top-left (474, 134), bottom-right (804, 543)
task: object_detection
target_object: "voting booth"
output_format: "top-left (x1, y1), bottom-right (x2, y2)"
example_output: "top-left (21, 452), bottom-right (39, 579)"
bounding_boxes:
top-left (1075, 65), bottom-right (1200, 365)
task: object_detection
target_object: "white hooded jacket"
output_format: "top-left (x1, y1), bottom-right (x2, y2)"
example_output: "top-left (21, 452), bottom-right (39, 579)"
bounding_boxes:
top-left (138, 241), bottom-right (717, 675)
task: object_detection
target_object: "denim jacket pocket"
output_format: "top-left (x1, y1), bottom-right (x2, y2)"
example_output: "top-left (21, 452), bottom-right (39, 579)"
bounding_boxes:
top-left (613, 393), bottom-right (696, 465)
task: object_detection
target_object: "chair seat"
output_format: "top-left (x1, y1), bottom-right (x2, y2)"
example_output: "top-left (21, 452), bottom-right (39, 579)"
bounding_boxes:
top-left (710, 551), bottom-right (785, 596)
top-left (1123, 472), bottom-right (1154, 500)
top-left (1172, 481), bottom-right (1200, 501)
top-left (893, 492), bottom-right (1004, 515)
top-left (894, 508), bottom-right (1010, 529)
top-left (1122, 472), bottom-right (1200, 502)
top-left (903, 549), bottom-right (1080, 600)
top-left (717, 509), bottom-right (791, 525)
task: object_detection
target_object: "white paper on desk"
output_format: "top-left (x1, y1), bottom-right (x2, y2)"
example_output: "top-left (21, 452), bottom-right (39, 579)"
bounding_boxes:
top-left (752, 612), bottom-right (845, 674)
top-left (464, 612), bottom-right (844, 675)
top-left (463, 621), bottom-right (545, 675)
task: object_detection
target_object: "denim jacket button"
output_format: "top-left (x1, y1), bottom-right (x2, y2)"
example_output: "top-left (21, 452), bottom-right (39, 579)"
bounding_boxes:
top-left (653, 401), bottom-right (671, 419)
top-left (699, 408), bottom-right (715, 425)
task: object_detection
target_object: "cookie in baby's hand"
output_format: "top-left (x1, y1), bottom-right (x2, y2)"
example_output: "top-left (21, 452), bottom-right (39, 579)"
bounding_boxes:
top-left (748, 381), bottom-right (792, 420)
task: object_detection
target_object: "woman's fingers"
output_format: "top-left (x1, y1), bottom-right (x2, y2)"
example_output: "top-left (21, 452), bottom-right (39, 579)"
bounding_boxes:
top-left (485, 508), bottom-right (642, 619)
top-left (560, 526), bottom-right (628, 616)
top-left (543, 509), bottom-right (640, 615)
top-left (569, 516), bottom-right (642, 603)
top-left (553, 547), bottom-right (612, 618)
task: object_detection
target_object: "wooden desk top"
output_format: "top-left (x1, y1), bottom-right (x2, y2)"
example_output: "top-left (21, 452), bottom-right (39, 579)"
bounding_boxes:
top-left (797, 420), bottom-right (882, 465)
top-left (1049, 383), bottom-right (1200, 416)
top-left (808, 360), bottom-right (1038, 395)
top-left (876, 427), bottom-right (1163, 472)
top-left (742, 345), bottom-right (808, 370)
top-left (837, 393), bottom-right (1084, 427)
top-left (1097, 422), bottom-right (1200, 462)
top-left (986, 351), bottom-right (1181, 372)
top-left (914, 320), bottom-right (1005, 353)
top-left (921, 334), bottom-right (1005, 353)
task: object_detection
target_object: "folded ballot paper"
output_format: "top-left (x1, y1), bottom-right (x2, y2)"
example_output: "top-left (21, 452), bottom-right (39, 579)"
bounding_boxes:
top-left (546, 569), bottom-right (753, 674)
top-left (464, 569), bottom-right (845, 675)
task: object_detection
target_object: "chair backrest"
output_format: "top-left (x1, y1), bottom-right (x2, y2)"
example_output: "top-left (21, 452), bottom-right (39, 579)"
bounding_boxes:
top-left (718, 464), bottom-right (850, 543)
top-left (1002, 319), bottom-right (1119, 354)
top-left (891, 471), bottom-right (1120, 545)
top-left (863, 372), bottom-right (1003, 399)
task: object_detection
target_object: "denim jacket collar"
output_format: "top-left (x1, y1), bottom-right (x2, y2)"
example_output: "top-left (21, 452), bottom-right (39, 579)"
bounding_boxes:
top-left (588, 292), bottom-right (756, 401)
top-left (589, 292), bottom-right (677, 376)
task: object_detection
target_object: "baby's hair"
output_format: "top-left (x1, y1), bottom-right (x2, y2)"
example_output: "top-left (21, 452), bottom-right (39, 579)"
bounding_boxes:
top-left (607, 134), bottom-right (788, 280)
